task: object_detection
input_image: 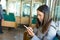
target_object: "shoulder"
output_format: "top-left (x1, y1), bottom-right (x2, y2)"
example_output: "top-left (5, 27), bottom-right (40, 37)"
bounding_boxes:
top-left (50, 20), bottom-right (58, 30)
top-left (50, 21), bottom-right (56, 26)
top-left (56, 21), bottom-right (60, 27)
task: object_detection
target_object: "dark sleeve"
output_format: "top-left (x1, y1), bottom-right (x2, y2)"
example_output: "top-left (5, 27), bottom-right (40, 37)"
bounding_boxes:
top-left (0, 5), bottom-right (4, 19)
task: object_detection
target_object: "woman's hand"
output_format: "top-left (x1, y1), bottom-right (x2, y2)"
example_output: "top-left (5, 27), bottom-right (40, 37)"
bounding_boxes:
top-left (27, 27), bottom-right (35, 37)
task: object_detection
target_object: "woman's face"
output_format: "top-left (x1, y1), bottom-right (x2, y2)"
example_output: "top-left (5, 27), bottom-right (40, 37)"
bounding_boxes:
top-left (37, 10), bottom-right (44, 23)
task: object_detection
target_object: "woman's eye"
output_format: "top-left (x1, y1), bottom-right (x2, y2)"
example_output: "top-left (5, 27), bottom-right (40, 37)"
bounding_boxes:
top-left (39, 15), bottom-right (41, 16)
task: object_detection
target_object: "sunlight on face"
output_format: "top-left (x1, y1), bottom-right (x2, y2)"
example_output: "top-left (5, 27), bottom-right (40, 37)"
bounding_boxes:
top-left (37, 10), bottom-right (44, 22)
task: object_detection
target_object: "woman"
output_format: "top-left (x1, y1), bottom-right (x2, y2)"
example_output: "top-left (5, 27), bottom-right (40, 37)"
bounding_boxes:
top-left (26, 5), bottom-right (58, 40)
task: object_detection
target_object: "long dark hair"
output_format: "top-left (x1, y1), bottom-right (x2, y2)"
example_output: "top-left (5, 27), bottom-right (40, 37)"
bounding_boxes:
top-left (37, 5), bottom-right (52, 34)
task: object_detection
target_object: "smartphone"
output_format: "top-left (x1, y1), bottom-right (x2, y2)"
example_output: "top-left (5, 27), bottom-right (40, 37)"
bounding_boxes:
top-left (24, 25), bottom-right (28, 29)
top-left (24, 25), bottom-right (33, 32)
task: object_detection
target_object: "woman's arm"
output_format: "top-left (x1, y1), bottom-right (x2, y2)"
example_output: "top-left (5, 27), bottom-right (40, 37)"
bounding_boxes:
top-left (31, 35), bottom-right (40, 40)
top-left (31, 32), bottom-right (45, 40)
top-left (32, 26), bottom-right (56, 40)
top-left (43, 24), bottom-right (57, 40)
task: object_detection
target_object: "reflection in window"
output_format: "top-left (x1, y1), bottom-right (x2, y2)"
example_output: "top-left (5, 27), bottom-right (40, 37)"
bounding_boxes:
top-left (55, 6), bottom-right (60, 21)
top-left (8, 2), bottom-right (20, 16)
top-left (22, 3), bottom-right (30, 17)
top-left (1, 0), bottom-right (6, 9)
top-left (32, 3), bottom-right (41, 17)
top-left (54, 0), bottom-right (60, 21)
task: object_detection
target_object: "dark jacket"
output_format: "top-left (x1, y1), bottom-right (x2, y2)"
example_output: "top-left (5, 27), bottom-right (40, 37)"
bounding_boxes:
top-left (0, 4), bottom-right (3, 19)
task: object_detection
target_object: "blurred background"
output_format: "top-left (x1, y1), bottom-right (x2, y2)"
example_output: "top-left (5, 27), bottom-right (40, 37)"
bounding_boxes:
top-left (0, 0), bottom-right (60, 40)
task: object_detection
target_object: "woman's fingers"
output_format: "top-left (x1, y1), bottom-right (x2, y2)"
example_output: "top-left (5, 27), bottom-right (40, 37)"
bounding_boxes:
top-left (27, 28), bottom-right (34, 37)
top-left (27, 30), bottom-right (32, 35)
top-left (28, 27), bottom-right (33, 32)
